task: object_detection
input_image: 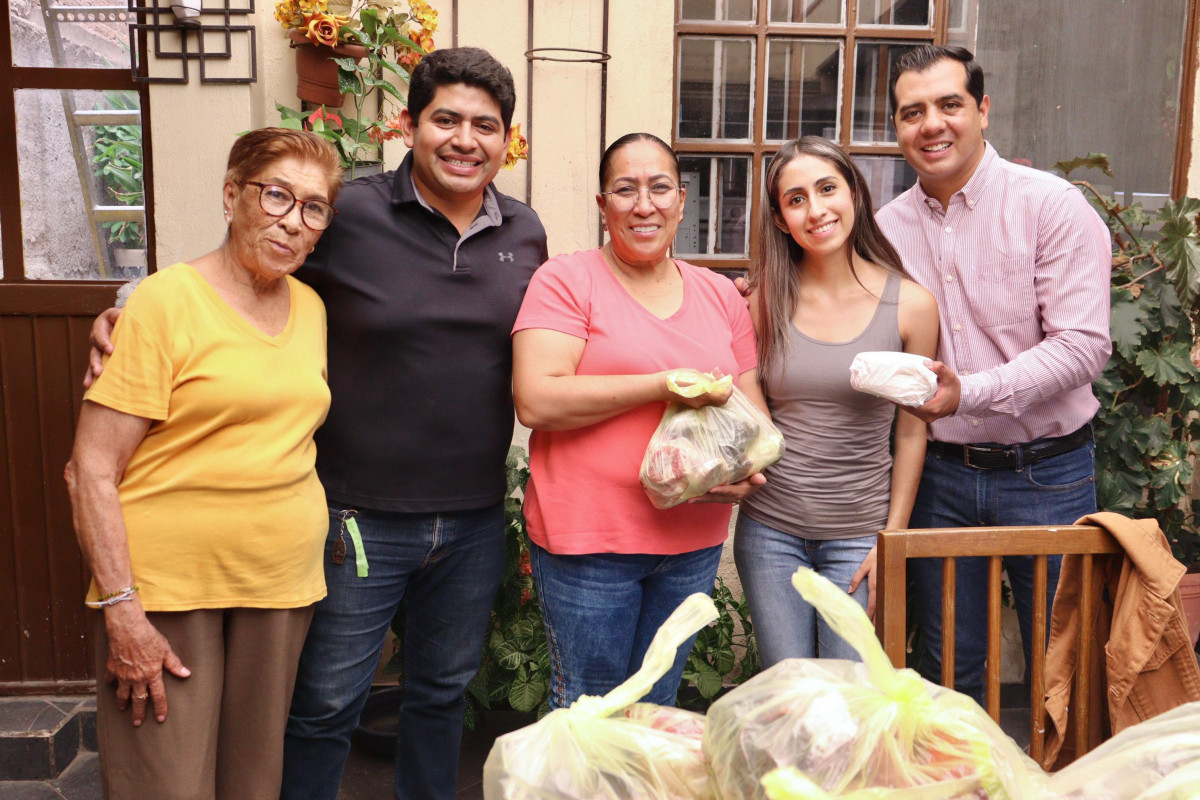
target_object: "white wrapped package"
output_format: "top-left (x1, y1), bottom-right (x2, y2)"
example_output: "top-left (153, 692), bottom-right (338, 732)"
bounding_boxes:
top-left (849, 351), bottom-right (937, 408)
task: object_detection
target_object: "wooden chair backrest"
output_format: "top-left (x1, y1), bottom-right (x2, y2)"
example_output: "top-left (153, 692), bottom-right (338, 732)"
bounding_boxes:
top-left (874, 525), bottom-right (1121, 764)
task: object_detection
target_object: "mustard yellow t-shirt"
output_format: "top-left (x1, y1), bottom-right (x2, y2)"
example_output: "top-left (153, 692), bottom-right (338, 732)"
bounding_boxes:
top-left (83, 263), bottom-right (331, 611)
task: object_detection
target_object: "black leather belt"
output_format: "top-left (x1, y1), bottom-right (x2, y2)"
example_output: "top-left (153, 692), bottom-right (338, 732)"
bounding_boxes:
top-left (929, 425), bottom-right (1093, 470)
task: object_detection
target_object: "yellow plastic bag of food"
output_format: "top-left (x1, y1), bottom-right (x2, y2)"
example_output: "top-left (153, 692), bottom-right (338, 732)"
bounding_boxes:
top-left (639, 369), bottom-right (785, 509)
top-left (1046, 700), bottom-right (1200, 799)
top-left (704, 568), bottom-right (1044, 800)
top-left (481, 593), bottom-right (719, 799)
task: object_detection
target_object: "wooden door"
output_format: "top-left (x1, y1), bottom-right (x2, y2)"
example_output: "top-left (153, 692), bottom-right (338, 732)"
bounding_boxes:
top-left (0, 3), bottom-right (154, 693)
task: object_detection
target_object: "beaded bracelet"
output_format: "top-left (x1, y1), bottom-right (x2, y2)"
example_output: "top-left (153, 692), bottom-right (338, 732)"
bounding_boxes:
top-left (85, 585), bottom-right (139, 609)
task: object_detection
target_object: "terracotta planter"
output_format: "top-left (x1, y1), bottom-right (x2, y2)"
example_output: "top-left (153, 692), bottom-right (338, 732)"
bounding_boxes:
top-left (1179, 570), bottom-right (1200, 647)
top-left (288, 29), bottom-right (367, 108)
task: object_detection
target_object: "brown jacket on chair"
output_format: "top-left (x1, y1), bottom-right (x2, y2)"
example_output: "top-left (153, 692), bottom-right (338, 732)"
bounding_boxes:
top-left (1042, 512), bottom-right (1200, 770)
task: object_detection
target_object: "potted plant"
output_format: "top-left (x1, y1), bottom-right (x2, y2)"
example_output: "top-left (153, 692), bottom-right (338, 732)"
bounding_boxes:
top-left (463, 446), bottom-right (551, 730)
top-left (91, 92), bottom-right (146, 271)
top-left (1056, 154), bottom-right (1200, 641)
top-left (273, 0), bottom-right (436, 178)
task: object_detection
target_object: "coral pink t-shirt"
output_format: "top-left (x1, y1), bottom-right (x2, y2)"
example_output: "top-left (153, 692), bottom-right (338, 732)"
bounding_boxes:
top-left (512, 248), bottom-right (757, 555)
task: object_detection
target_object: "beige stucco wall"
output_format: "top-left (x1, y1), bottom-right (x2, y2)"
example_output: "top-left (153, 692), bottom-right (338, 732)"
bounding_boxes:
top-left (146, 0), bottom-right (678, 264)
top-left (144, 4), bottom-right (1200, 273)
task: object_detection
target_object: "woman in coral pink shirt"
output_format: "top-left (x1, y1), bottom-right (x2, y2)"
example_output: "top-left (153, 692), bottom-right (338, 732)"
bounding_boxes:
top-left (512, 133), bottom-right (767, 709)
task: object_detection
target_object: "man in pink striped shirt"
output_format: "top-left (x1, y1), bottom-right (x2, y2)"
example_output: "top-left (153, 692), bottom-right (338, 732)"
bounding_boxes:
top-left (876, 44), bottom-right (1112, 705)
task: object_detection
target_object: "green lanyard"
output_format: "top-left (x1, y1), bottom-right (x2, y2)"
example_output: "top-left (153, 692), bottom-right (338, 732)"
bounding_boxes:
top-left (334, 509), bottom-right (369, 577)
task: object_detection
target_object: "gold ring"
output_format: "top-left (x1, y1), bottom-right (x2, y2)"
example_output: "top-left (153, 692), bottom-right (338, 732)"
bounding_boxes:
top-left (133, 692), bottom-right (148, 700)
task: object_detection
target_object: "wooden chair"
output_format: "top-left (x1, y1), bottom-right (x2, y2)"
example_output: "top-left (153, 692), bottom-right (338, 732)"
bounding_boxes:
top-left (874, 525), bottom-right (1121, 764)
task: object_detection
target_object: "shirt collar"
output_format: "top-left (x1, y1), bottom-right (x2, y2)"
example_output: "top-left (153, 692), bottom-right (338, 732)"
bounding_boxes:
top-left (389, 151), bottom-right (503, 225)
top-left (913, 141), bottom-right (998, 212)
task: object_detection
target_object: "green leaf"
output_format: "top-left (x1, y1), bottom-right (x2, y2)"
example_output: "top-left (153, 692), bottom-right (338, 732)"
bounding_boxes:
top-left (1140, 414), bottom-right (1175, 456)
top-left (508, 669), bottom-right (547, 712)
top-left (1157, 197), bottom-right (1200, 306)
top-left (493, 640), bottom-right (526, 671)
top-left (1108, 290), bottom-right (1146, 360)
top-left (1135, 341), bottom-right (1198, 385)
top-left (359, 7), bottom-right (379, 39)
top-left (1096, 468), bottom-right (1147, 514)
top-left (687, 660), bottom-right (724, 699)
top-left (337, 68), bottom-right (363, 96)
top-left (375, 79), bottom-right (407, 102)
top-left (1150, 441), bottom-right (1193, 508)
top-left (1053, 153), bottom-right (1112, 177)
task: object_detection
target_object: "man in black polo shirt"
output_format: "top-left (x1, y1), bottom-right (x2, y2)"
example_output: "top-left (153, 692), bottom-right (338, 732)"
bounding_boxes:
top-left (86, 47), bottom-right (548, 800)
top-left (279, 48), bottom-right (548, 800)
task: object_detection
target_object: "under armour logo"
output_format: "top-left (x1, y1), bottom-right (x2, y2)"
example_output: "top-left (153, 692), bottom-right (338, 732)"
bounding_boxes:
top-left (498, 252), bottom-right (514, 262)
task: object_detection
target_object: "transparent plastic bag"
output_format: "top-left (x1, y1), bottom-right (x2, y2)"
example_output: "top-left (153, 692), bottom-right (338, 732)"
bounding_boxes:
top-left (704, 568), bottom-right (1044, 800)
top-left (481, 593), bottom-right (719, 800)
top-left (639, 369), bottom-right (785, 509)
top-left (1046, 701), bottom-right (1200, 799)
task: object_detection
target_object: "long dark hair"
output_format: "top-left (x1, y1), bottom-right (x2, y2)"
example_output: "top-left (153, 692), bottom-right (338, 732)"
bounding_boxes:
top-left (750, 136), bottom-right (908, 377)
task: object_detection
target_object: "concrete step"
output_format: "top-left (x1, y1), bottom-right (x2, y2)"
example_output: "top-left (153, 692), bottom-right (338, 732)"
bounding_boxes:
top-left (0, 696), bottom-right (96, 782)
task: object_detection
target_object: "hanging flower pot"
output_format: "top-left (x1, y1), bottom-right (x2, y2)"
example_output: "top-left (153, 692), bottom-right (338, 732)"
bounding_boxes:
top-left (288, 28), bottom-right (368, 108)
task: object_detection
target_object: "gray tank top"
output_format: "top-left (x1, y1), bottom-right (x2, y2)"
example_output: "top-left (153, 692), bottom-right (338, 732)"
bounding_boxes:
top-left (741, 273), bottom-right (903, 540)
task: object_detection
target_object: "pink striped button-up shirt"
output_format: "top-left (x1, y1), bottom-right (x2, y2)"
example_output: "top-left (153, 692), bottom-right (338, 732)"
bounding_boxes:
top-left (876, 143), bottom-right (1112, 446)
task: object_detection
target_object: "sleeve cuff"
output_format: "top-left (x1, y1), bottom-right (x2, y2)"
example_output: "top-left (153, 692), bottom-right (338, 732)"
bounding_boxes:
top-left (955, 374), bottom-right (990, 417)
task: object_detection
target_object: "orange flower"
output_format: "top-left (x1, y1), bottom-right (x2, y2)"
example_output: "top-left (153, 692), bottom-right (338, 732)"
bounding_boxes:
top-left (303, 10), bottom-right (349, 46)
top-left (502, 123), bottom-right (528, 170)
top-left (367, 112), bottom-right (404, 143)
top-left (274, 0), bottom-right (302, 28)
top-left (407, 0), bottom-right (438, 32)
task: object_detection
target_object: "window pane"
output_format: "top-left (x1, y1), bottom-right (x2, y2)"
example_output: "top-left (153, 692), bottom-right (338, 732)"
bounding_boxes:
top-left (676, 156), bottom-right (751, 257)
top-left (857, 0), bottom-right (931, 26)
top-left (974, 0), bottom-right (1187, 197)
top-left (680, 0), bottom-right (755, 21)
top-left (18, 89), bottom-right (147, 280)
top-left (678, 37), bottom-right (754, 140)
top-left (946, 0), bottom-right (976, 49)
top-left (851, 41), bottom-right (919, 143)
top-left (765, 39), bottom-right (841, 141)
top-left (769, 0), bottom-right (843, 24)
top-left (11, 0), bottom-right (134, 68)
top-left (852, 155), bottom-right (918, 210)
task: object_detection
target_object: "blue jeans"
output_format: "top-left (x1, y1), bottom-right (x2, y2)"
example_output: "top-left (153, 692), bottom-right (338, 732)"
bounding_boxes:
top-left (734, 513), bottom-right (874, 666)
top-left (910, 440), bottom-right (1096, 705)
top-left (530, 542), bottom-right (723, 709)
top-left (280, 502), bottom-right (505, 800)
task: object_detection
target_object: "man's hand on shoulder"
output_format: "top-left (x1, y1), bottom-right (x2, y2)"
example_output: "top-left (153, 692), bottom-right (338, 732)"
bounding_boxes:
top-left (902, 360), bottom-right (961, 423)
top-left (734, 276), bottom-right (752, 307)
top-left (83, 307), bottom-right (122, 389)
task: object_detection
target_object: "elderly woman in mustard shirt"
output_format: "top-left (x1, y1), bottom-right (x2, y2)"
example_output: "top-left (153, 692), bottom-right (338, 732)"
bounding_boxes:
top-left (65, 127), bottom-right (340, 800)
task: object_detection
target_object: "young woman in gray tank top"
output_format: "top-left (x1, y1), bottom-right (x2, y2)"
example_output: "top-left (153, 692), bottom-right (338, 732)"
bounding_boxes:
top-left (736, 137), bottom-right (940, 665)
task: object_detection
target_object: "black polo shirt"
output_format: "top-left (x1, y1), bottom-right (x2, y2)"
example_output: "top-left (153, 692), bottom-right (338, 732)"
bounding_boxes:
top-left (297, 152), bottom-right (548, 513)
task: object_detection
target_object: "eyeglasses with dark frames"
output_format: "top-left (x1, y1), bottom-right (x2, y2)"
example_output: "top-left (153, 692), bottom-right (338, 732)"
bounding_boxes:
top-left (242, 181), bottom-right (337, 231)
top-left (601, 182), bottom-right (681, 212)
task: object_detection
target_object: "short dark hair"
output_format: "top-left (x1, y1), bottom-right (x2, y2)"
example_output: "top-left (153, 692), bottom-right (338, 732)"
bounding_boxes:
top-left (888, 45), bottom-right (984, 117)
top-left (598, 133), bottom-right (680, 189)
top-left (226, 127), bottom-right (343, 203)
top-left (407, 47), bottom-right (516, 132)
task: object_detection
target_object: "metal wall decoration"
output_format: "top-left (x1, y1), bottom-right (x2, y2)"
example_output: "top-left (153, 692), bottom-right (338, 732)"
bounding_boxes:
top-left (127, 0), bottom-right (257, 84)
